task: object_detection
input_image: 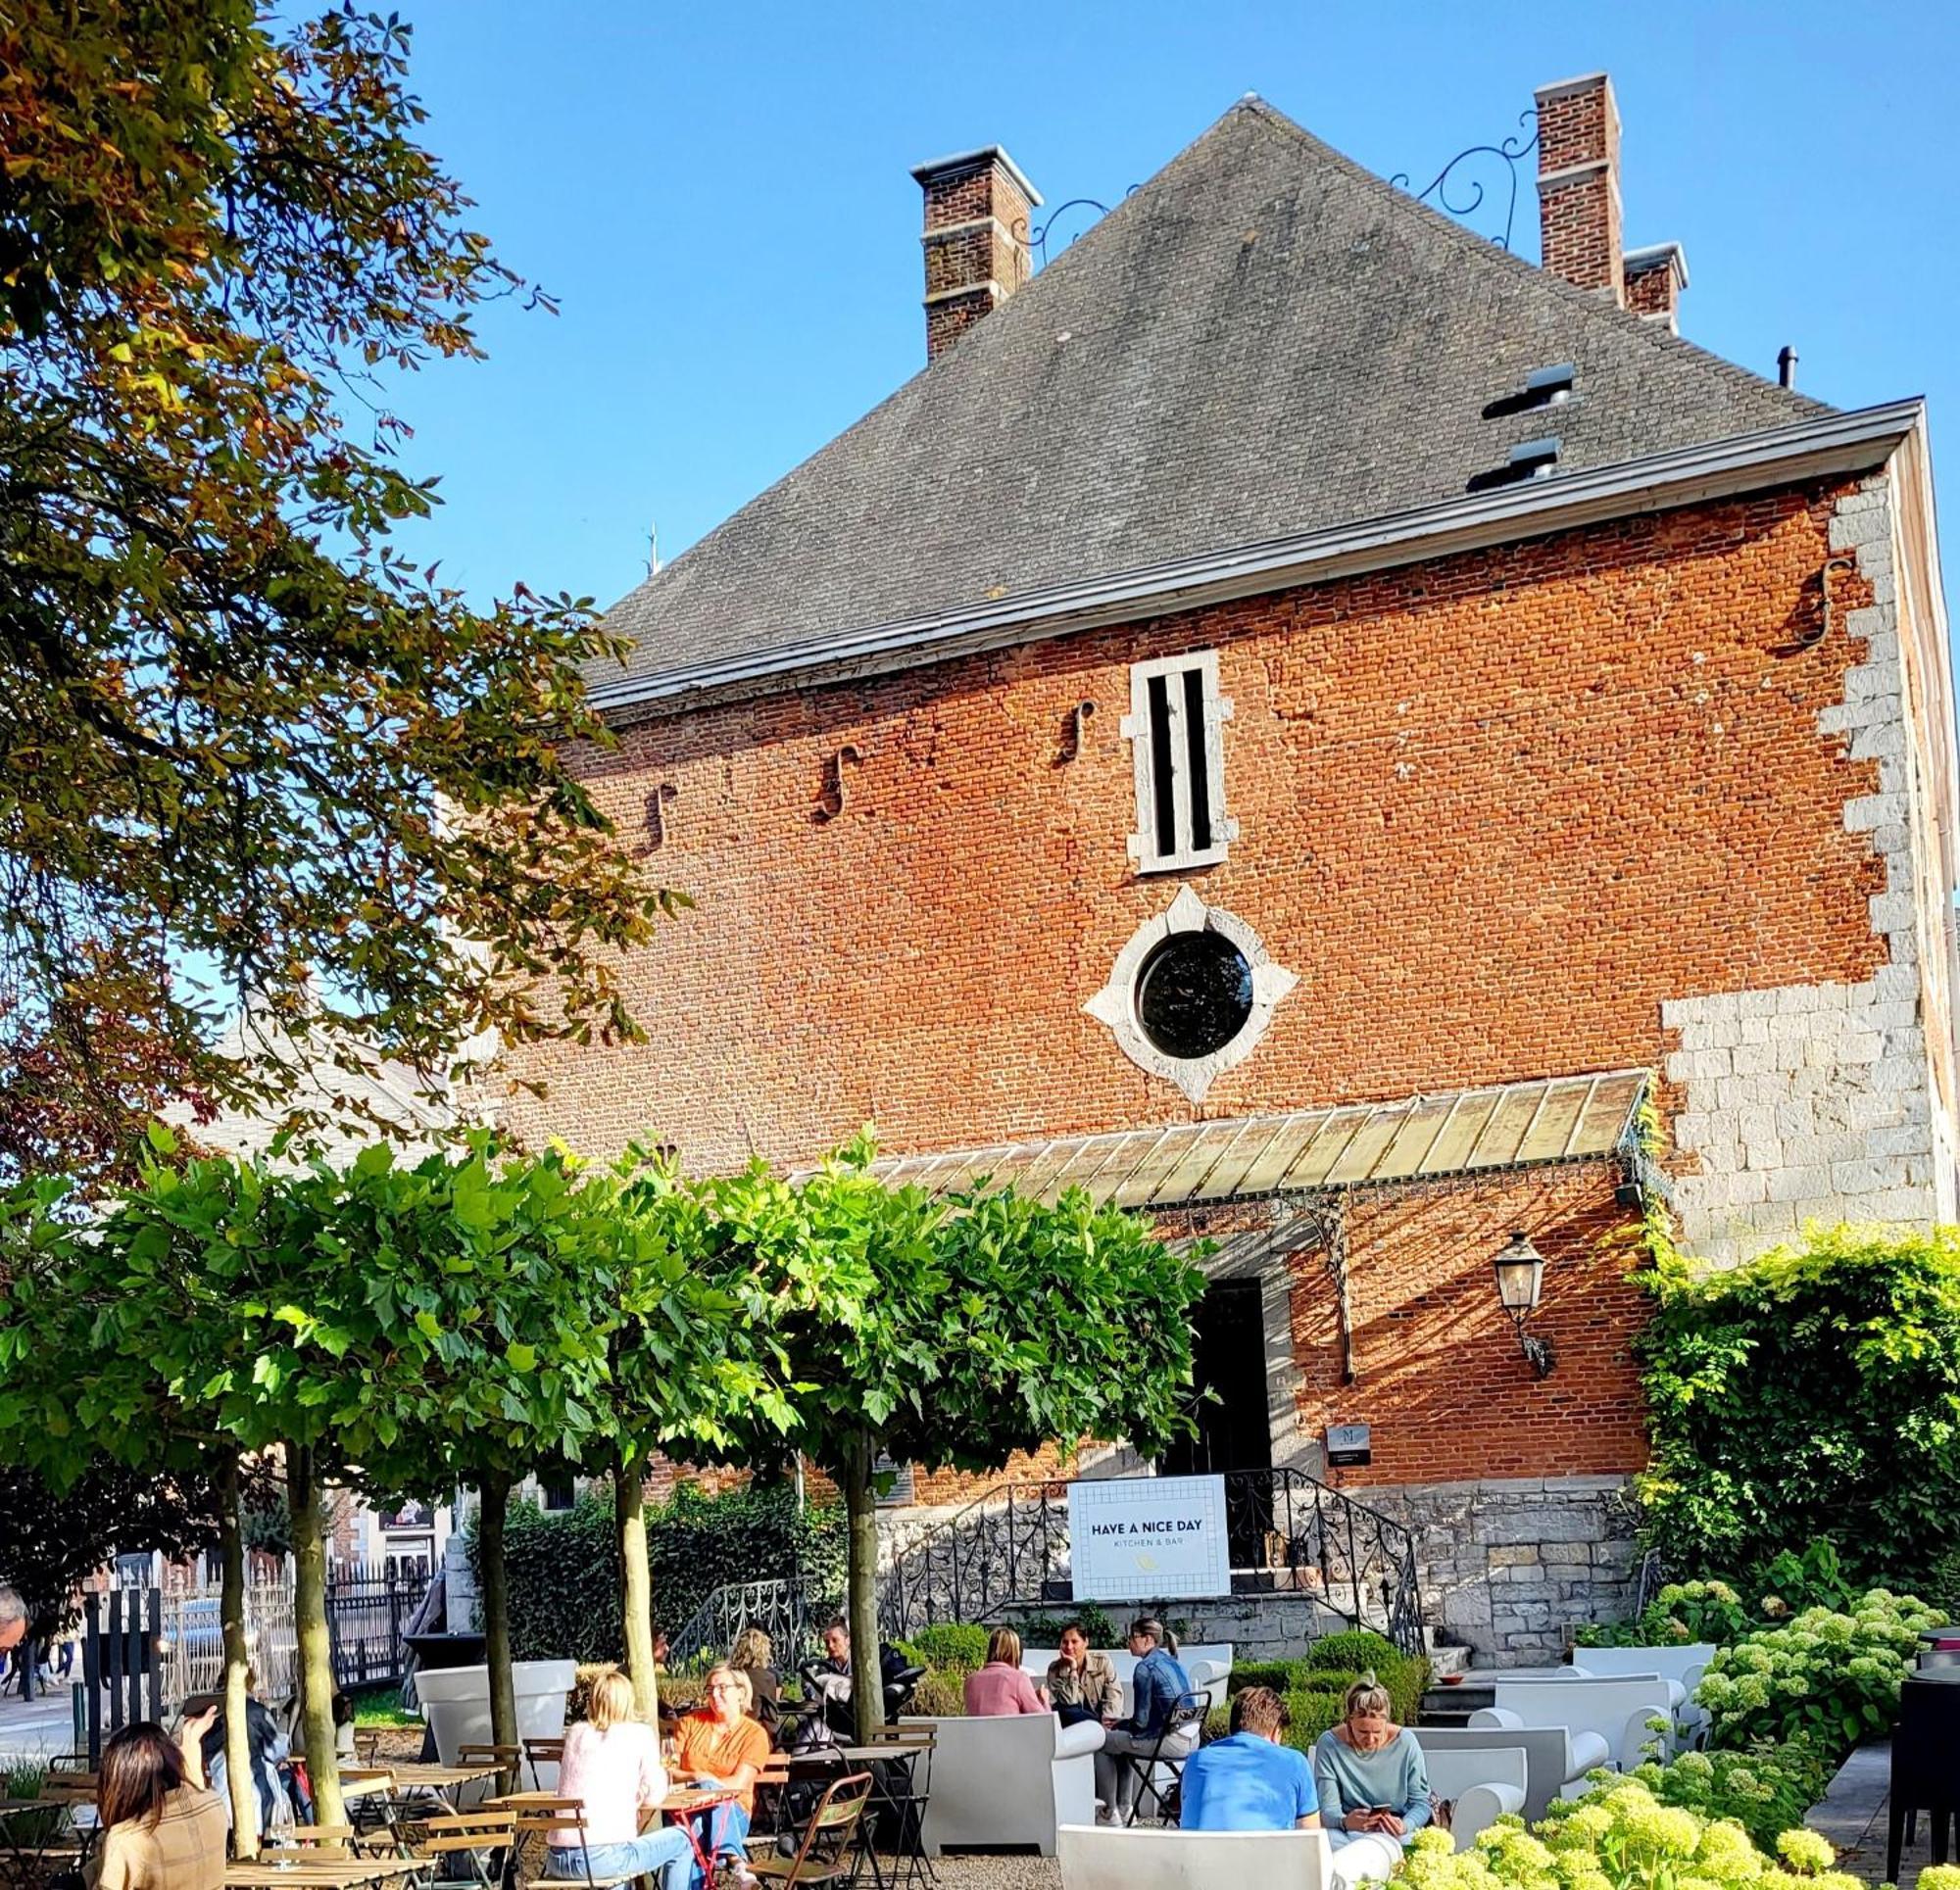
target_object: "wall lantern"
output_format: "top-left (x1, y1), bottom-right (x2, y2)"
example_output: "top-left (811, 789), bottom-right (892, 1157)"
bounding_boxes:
top-left (1493, 1230), bottom-right (1555, 1379)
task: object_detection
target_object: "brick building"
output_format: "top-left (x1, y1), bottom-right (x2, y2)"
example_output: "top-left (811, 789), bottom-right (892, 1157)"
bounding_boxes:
top-left (501, 77), bottom-right (1958, 1657)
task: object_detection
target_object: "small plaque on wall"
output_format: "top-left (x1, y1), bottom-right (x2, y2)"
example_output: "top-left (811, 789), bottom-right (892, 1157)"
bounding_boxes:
top-left (1325, 1423), bottom-right (1372, 1469)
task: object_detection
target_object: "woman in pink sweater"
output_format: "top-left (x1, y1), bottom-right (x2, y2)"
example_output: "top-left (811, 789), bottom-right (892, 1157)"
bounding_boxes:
top-left (962, 1627), bottom-right (1046, 1716)
top-left (550, 1671), bottom-right (694, 1890)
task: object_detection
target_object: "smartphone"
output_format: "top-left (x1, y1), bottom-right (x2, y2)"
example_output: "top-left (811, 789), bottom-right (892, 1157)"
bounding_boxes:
top-left (179, 1693), bottom-right (220, 1722)
top-left (1370, 1806), bottom-right (1396, 1817)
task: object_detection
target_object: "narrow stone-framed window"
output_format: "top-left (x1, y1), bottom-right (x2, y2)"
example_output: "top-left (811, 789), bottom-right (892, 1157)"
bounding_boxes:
top-left (1124, 650), bottom-right (1236, 872)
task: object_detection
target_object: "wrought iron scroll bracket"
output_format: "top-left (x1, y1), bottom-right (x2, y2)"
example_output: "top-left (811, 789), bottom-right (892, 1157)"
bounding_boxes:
top-left (1055, 700), bottom-right (1096, 765)
top-left (643, 781), bottom-right (676, 850)
top-left (1011, 193), bottom-right (1131, 268)
top-left (1275, 1192), bottom-right (1354, 1385)
top-left (1391, 110), bottom-right (1540, 252)
top-left (814, 745), bottom-right (862, 824)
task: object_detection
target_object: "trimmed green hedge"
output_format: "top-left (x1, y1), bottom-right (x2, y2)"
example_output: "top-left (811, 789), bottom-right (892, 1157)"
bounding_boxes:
top-left (1204, 1687), bottom-right (1349, 1752)
top-left (1224, 1630), bottom-right (1429, 1727)
top-left (481, 1480), bottom-right (846, 1664)
top-left (898, 1623), bottom-right (991, 1673)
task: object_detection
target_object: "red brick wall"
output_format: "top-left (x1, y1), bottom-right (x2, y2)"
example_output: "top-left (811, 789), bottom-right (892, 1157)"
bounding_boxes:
top-left (1293, 1169), bottom-right (1642, 1483)
top-left (514, 479), bottom-right (1880, 1166)
top-left (504, 479), bottom-right (1882, 1487)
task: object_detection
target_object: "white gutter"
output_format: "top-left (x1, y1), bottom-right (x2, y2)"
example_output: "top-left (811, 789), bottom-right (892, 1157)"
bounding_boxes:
top-left (589, 398), bottom-right (1924, 722)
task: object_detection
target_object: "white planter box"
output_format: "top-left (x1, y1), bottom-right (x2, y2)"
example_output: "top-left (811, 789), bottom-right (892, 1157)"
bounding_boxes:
top-left (415, 1661), bottom-right (577, 1776)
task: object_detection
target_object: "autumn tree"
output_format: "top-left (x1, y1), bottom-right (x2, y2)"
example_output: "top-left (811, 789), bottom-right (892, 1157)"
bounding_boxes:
top-left (0, 1), bottom-right (676, 1177)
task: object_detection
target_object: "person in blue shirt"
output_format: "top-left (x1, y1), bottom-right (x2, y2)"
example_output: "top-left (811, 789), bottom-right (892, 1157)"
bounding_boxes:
top-left (1179, 1685), bottom-right (1321, 1831)
top-left (1093, 1617), bottom-right (1200, 1824)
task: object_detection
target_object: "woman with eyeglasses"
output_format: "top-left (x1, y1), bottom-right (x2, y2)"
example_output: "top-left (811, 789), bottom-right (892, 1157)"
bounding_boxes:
top-left (670, 1664), bottom-right (771, 1888)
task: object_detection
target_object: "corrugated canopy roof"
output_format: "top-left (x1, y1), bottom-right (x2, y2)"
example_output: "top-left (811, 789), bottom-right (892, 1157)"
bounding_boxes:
top-left (863, 1069), bottom-right (1649, 1213)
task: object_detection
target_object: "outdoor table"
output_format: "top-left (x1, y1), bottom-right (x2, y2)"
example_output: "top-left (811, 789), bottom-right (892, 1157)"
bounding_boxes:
top-left (0, 1803), bottom-right (88, 1890)
top-left (648, 1785), bottom-right (740, 1883)
top-left (0, 1788), bottom-right (94, 1878)
top-left (222, 1856), bottom-right (426, 1889)
top-left (343, 1762), bottom-right (505, 1815)
top-left (785, 1746), bottom-right (932, 1890)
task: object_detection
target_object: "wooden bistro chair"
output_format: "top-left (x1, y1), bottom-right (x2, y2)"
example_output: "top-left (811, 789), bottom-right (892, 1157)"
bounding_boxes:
top-left (861, 1726), bottom-right (934, 1883)
top-left (747, 1757), bottom-right (793, 1844)
top-left (505, 1800), bottom-right (648, 1890)
top-left (752, 1772), bottom-right (872, 1889)
top-left (416, 1808), bottom-right (516, 1890)
top-left (521, 1741), bottom-right (565, 1794)
top-left (458, 1745), bottom-right (524, 1801)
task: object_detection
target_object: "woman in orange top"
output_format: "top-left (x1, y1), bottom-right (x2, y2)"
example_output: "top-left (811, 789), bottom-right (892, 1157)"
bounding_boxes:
top-left (671, 1663), bottom-right (772, 1884)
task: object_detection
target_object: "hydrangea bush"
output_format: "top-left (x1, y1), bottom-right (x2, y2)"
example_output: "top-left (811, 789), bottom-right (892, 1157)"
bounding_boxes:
top-left (1592, 1747), bottom-right (1830, 1853)
top-left (1576, 1578), bottom-right (1757, 1649)
top-left (1397, 1778), bottom-right (1852, 1890)
top-left (1694, 1589), bottom-right (1945, 1756)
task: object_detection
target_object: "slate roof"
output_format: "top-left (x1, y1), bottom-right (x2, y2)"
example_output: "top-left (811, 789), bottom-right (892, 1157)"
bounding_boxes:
top-left (592, 96), bottom-right (1821, 702)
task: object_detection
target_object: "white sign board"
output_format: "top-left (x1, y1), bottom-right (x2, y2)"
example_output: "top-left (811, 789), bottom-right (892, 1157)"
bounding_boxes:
top-left (1067, 1475), bottom-right (1232, 1601)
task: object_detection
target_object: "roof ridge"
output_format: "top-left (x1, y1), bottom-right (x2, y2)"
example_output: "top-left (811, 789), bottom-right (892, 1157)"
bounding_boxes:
top-left (1231, 93), bottom-right (1825, 416)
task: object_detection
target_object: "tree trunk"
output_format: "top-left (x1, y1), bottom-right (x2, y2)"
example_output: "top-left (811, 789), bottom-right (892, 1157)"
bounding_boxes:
top-left (615, 1458), bottom-right (660, 1722)
top-left (218, 1457), bottom-right (258, 1856)
top-left (287, 1444), bottom-right (346, 1830)
top-left (840, 1431), bottom-right (884, 1741)
top-left (478, 1470), bottom-right (518, 1786)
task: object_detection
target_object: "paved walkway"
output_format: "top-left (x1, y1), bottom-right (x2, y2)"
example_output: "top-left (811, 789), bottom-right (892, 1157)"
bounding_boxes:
top-left (0, 1684), bottom-right (79, 1767)
top-left (1808, 1742), bottom-right (1944, 1890)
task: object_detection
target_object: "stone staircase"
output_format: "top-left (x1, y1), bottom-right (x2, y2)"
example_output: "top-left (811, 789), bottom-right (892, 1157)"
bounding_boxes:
top-left (1417, 1640), bottom-right (1491, 1725)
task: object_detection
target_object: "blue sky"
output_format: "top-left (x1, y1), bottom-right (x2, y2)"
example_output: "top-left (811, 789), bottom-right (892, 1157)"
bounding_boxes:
top-left (380, 0), bottom-right (1958, 633)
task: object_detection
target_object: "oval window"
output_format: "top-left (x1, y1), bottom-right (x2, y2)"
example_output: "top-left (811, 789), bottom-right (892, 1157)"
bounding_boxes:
top-left (1135, 930), bottom-right (1254, 1060)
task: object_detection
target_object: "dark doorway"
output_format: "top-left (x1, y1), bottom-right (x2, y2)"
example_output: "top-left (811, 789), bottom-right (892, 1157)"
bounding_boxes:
top-left (1160, 1279), bottom-right (1273, 1575)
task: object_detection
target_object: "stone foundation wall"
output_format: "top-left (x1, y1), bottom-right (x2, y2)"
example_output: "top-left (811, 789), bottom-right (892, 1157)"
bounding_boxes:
top-left (1378, 1474), bottom-right (1639, 1664)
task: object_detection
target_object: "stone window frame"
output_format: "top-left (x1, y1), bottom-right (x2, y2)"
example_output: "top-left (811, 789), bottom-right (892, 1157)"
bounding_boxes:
top-left (1124, 649), bottom-right (1238, 873)
top-left (1084, 886), bottom-right (1298, 1101)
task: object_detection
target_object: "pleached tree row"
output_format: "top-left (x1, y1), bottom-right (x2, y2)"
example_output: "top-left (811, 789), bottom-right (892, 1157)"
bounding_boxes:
top-left (0, 1128), bottom-right (1204, 1843)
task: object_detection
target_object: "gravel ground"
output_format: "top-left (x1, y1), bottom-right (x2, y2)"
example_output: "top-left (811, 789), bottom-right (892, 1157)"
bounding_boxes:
top-left (923, 1855), bottom-right (1063, 1889)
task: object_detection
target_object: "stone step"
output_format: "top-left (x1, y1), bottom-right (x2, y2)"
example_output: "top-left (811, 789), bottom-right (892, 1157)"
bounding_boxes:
top-left (1418, 1681), bottom-right (1494, 1727)
top-left (1426, 1643), bottom-right (1475, 1680)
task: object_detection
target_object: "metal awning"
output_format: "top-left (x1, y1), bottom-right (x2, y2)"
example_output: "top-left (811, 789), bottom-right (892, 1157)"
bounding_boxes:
top-left (865, 1069), bottom-right (1651, 1213)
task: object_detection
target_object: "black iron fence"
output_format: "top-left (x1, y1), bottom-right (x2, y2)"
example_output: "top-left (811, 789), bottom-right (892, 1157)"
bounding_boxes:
top-left (80, 1563), bottom-right (427, 1760)
top-left (877, 1467), bottom-right (1425, 1654)
top-left (325, 1564), bottom-right (428, 1689)
top-left (666, 1576), bottom-right (838, 1673)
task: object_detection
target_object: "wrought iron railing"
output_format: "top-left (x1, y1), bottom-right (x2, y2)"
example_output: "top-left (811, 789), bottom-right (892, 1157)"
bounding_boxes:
top-left (665, 1576), bottom-right (839, 1673)
top-left (877, 1468), bottom-right (1425, 1655)
top-left (1631, 1547), bottom-right (1671, 1619)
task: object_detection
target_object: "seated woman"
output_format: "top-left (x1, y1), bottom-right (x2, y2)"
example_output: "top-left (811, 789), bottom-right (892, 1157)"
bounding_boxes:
top-left (90, 1705), bottom-right (225, 1890)
top-left (552, 1669), bottom-right (695, 1890)
top-left (962, 1627), bottom-right (1045, 1716)
top-left (1045, 1623), bottom-right (1121, 1728)
top-left (671, 1663), bottom-right (773, 1886)
top-left (1092, 1618), bottom-right (1198, 1825)
top-left (729, 1625), bottom-right (781, 1726)
top-left (1310, 1675), bottom-right (1431, 1887)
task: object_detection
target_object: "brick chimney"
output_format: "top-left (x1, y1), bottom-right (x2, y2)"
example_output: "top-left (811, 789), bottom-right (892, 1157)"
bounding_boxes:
top-left (1534, 73), bottom-right (1624, 305)
top-left (911, 146), bottom-right (1042, 363)
top-left (1623, 241), bottom-right (1689, 332)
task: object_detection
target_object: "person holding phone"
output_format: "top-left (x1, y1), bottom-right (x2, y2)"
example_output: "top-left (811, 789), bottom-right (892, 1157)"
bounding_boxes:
top-left (1310, 1675), bottom-right (1430, 1884)
top-left (88, 1704), bottom-right (224, 1890)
